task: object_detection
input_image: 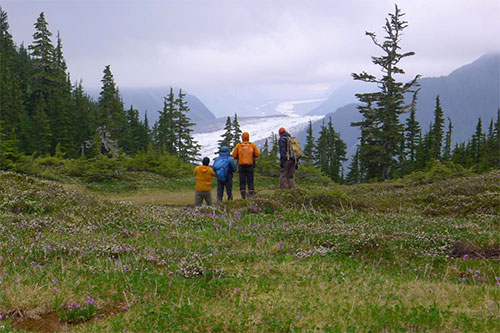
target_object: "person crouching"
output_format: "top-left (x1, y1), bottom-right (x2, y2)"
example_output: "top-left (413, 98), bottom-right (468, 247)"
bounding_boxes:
top-left (194, 157), bottom-right (216, 206)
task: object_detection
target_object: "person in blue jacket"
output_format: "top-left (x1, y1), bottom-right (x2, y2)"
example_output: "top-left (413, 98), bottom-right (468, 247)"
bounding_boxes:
top-left (213, 146), bottom-right (237, 202)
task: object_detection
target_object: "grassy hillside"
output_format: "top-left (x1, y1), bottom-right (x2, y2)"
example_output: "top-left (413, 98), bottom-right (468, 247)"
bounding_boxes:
top-left (0, 171), bottom-right (498, 331)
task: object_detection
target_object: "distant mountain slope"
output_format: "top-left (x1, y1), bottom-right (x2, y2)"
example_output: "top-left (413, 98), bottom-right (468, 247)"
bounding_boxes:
top-left (88, 87), bottom-right (216, 125)
top-left (414, 53), bottom-right (499, 142)
top-left (301, 53), bottom-right (500, 154)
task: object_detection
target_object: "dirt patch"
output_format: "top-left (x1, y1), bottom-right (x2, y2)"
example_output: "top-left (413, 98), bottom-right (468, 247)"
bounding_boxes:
top-left (450, 240), bottom-right (500, 259)
top-left (8, 304), bottom-right (128, 332)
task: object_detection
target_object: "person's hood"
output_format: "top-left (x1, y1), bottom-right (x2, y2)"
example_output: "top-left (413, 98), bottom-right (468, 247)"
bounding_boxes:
top-left (242, 132), bottom-right (250, 142)
top-left (219, 146), bottom-right (230, 156)
top-left (198, 165), bottom-right (211, 172)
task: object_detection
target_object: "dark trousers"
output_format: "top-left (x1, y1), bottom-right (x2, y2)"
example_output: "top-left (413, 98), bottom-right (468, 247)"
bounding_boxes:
top-left (238, 164), bottom-right (255, 198)
top-left (217, 178), bottom-right (233, 201)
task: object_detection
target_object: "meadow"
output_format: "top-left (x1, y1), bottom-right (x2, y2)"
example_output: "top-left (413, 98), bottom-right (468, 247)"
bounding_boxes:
top-left (0, 169), bottom-right (498, 331)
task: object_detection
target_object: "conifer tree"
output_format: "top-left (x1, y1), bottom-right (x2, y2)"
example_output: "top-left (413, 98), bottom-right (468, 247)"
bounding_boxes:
top-left (404, 89), bottom-right (420, 168)
top-left (218, 116), bottom-right (233, 150)
top-left (232, 113), bottom-right (242, 146)
top-left (442, 117), bottom-right (453, 161)
top-left (261, 138), bottom-right (269, 157)
top-left (313, 121), bottom-right (329, 174)
top-left (0, 7), bottom-right (24, 140)
top-left (28, 12), bottom-right (57, 155)
top-left (175, 89), bottom-right (199, 162)
top-left (430, 95), bottom-right (445, 160)
top-left (352, 5), bottom-right (420, 180)
top-left (97, 65), bottom-right (127, 149)
top-left (153, 88), bottom-right (177, 154)
top-left (346, 147), bottom-right (361, 184)
top-left (72, 80), bottom-right (96, 155)
top-left (469, 118), bottom-right (484, 164)
top-left (303, 119), bottom-right (315, 165)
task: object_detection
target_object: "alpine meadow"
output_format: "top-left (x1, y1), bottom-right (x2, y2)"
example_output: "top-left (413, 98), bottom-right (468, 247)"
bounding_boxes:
top-left (0, 2), bottom-right (499, 332)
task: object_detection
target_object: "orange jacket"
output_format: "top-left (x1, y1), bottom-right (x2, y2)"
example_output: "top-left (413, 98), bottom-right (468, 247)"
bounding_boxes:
top-left (194, 165), bottom-right (216, 191)
top-left (232, 132), bottom-right (260, 165)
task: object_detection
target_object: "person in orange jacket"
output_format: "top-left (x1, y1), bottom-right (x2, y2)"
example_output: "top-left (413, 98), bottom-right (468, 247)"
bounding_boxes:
top-left (194, 157), bottom-right (216, 206)
top-left (232, 132), bottom-right (260, 199)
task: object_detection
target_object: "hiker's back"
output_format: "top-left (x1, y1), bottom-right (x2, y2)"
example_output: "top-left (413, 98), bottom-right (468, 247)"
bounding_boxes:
top-left (238, 142), bottom-right (255, 165)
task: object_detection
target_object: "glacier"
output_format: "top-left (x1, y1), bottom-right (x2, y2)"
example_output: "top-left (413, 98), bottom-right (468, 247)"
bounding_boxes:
top-left (193, 114), bottom-right (324, 162)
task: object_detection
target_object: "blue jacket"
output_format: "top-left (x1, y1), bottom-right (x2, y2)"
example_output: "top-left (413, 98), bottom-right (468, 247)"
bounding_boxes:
top-left (214, 146), bottom-right (237, 178)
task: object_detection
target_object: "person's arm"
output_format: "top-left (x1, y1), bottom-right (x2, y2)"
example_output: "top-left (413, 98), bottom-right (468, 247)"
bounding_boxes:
top-left (230, 158), bottom-right (237, 172)
top-left (232, 145), bottom-right (239, 159)
top-left (252, 143), bottom-right (260, 158)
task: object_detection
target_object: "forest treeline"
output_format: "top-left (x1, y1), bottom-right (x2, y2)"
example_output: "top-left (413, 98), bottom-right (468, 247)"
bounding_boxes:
top-left (0, 6), bottom-right (499, 184)
top-left (0, 9), bottom-right (200, 173)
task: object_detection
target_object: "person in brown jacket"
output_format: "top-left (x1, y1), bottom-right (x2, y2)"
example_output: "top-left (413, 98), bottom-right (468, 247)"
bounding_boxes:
top-left (194, 157), bottom-right (216, 206)
top-left (232, 132), bottom-right (260, 198)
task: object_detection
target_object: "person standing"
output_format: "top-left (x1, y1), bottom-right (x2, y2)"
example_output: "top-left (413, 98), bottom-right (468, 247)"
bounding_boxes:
top-left (232, 132), bottom-right (260, 199)
top-left (213, 146), bottom-right (237, 202)
top-left (193, 157), bottom-right (216, 206)
top-left (278, 127), bottom-right (297, 189)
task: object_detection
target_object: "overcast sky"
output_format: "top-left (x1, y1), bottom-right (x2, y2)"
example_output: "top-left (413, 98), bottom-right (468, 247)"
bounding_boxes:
top-left (2, 0), bottom-right (499, 111)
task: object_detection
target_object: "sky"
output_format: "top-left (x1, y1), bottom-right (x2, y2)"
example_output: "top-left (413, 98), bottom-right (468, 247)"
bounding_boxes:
top-left (2, 0), bottom-right (500, 116)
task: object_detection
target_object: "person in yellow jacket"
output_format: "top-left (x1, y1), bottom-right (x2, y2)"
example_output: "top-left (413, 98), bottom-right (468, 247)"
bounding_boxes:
top-left (232, 132), bottom-right (260, 199)
top-left (194, 157), bottom-right (216, 206)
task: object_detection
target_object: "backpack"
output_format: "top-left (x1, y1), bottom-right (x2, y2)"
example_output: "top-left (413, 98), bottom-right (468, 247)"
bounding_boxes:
top-left (287, 136), bottom-right (302, 161)
top-left (238, 142), bottom-right (254, 165)
top-left (213, 158), bottom-right (230, 182)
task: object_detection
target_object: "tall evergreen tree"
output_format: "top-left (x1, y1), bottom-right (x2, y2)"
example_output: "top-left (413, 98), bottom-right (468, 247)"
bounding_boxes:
top-left (346, 146), bottom-right (361, 184)
top-left (0, 7), bottom-right (24, 140)
top-left (232, 113), bottom-right (242, 147)
top-left (351, 5), bottom-right (420, 180)
top-left (153, 88), bottom-right (177, 153)
top-left (313, 121), bottom-right (329, 174)
top-left (28, 12), bottom-right (58, 155)
top-left (430, 95), bottom-right (445, 160)
top-left (442, 117), bottom-right (453, 161)
top-left (175, 89), bottom-right (199, 162)
top-left (72, 80), bottom-right (96, 156)
top-left (404, 89), bottom-right (420, 167)
top-left (97, 65), bottom-right (127, 149)
top-left (218, 116), bottom-right (233, 150)
top-left (303, 119), bottom-right (315, 165)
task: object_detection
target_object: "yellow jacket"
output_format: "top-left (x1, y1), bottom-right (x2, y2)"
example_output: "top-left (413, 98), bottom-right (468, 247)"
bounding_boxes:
top-left (194, 165), bottom-right (216, 192)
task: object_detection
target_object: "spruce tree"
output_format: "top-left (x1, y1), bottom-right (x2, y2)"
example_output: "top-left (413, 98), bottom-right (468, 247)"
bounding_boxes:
top-left (218, 116), bottom-right (233, 150)
top-left (430, 95), bottom-right (445, 160)
top-left (303, 119), bottom-right (315, 165)
top-left (442, 117), bottom-right (453, 161)
top-left (313, 121), bottom-right (329, 174)
top-left (153, 88), bottom-right (176, 153)
top-left (28, 12), bottom-right (57, 155)
top-left (72, 80), bottom-right (96, 155)
top-left (0, 7), bottom-right (24, 140)
top-left (175, 89), bottom-right (199, 162)
top-left (346, 147), bottom-right (361, 184)
top-left (97, 65), bottom-right (127, 150)
top-left (404, 89), bottom-right (420, 169)
top-left (232, 113), bottom-right (242, 146)
top-left (351, 5), bottom-right (420, 180)
top-left (469, 118), bottom-right (484, 164)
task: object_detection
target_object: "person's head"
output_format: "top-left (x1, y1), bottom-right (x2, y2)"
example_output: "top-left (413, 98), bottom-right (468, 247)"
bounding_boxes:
top-left (202, 157), bottom-right (210, 166)
top-left (242, 132), bottom-right (249, 142)
top-left (279, 127), bottom-right (286, 135)
top-left (219, 146), bottom-right (229, 155)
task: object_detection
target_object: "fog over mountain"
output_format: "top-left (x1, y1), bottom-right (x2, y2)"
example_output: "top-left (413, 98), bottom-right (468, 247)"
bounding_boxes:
top-left (87, 87), bottom-right (216, 124)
